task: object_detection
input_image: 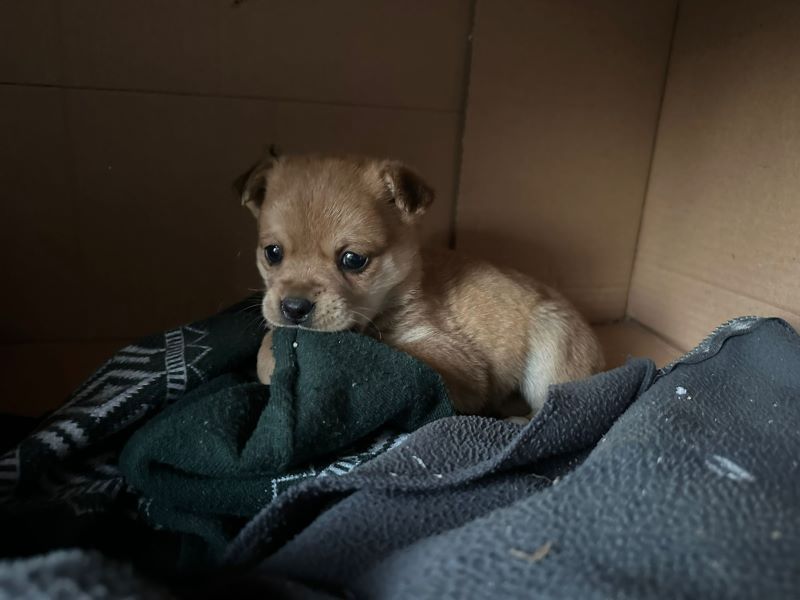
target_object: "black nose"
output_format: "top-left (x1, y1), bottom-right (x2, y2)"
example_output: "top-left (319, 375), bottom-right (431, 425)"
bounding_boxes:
top-left (280, 297), bottom-right (315, 324)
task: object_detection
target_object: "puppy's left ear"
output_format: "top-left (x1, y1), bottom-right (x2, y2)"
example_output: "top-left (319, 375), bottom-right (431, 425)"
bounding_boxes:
top-left (380, 161), bottom-right (434, 223)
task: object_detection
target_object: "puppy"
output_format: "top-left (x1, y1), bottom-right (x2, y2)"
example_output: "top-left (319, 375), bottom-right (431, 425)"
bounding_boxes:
top-left (236, 154), bottom-right (603, 417)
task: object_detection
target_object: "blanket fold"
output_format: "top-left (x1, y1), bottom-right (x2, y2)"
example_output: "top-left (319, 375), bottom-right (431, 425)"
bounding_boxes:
top-left (118, 326), bottom-right (453, 560)
top-left (221, 317), bottom-right (800, 600)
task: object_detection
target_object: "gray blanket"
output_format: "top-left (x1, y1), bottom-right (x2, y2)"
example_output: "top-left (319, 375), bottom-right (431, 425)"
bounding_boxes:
top-left (223, 317), bottom-right (800, 599)
top-left (0, 549), bottom-right (172, 600)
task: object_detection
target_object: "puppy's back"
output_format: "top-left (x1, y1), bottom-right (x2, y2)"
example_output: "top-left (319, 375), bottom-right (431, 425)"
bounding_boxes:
top-left (421, 248), bottom-right (603, 414)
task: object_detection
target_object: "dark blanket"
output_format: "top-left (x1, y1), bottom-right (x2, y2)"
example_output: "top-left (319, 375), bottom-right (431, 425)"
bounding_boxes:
top-left (0, 299), bottom-right (266, 572)
top-left (0, 297), bottom-right (448, 574)
top-left (222, 317), bottom-right (800, 599)
top-left (118, 327), bottom-right (452, 561)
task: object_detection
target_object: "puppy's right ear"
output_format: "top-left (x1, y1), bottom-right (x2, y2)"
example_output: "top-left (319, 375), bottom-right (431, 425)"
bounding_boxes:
top-left (234, 146), bottom-right (280, 218)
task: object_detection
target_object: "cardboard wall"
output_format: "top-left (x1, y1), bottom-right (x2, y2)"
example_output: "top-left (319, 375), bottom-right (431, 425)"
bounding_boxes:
top-left (0, 0), bottom-right (471, 343)
top-left (3, 1), bottom-right (800, 413)
top-left (456, 0), bottom-right (677, 323)
top-left (628, 0), bottom-right (800, 350)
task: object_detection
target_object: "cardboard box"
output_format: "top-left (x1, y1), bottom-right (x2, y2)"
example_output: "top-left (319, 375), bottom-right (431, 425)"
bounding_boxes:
top-left (1, 1), bottom-right (797, 415)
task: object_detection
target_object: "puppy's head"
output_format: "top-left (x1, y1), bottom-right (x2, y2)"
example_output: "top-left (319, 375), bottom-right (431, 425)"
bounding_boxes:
top-left (236, 154), bottom-right (433, 332)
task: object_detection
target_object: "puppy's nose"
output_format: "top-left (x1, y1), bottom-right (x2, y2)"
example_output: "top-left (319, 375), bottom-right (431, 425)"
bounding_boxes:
top-left (280, 297), bottom-right (315, 324)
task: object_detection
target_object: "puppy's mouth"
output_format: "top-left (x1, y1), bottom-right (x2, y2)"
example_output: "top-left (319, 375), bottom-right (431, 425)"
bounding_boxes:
top-left (263, 313), bottom-right (374, 336)
top-left (263, 314), bottom-right (357, 333)
top-left (261, 295), bottom-right (373, 333)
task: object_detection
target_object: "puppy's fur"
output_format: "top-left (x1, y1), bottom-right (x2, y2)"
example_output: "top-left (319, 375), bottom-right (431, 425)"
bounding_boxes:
top-left (237, 154), bottom-right (603, 416)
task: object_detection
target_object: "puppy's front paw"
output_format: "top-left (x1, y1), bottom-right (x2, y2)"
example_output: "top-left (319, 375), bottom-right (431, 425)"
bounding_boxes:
top-left (256, 331), bottom-right (275, 384)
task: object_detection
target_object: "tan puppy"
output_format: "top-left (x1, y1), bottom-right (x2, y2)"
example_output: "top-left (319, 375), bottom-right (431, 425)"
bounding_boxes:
top-left (236, 154), bottom-right (603, 417)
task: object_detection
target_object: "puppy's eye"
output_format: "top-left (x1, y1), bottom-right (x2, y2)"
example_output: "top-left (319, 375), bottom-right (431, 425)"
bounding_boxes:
top-left (339, 251), bottom-right (369, 273)
top-left (264, 244), bottom-right (283, 265)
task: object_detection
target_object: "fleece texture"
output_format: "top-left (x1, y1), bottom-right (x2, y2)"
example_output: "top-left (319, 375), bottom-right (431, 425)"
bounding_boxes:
top-left (118, 326), bottom-right (453, 561)
top-left (0, 549), bottom-right (173, 600)
top-left (223, 317), bottom-right (800, 600)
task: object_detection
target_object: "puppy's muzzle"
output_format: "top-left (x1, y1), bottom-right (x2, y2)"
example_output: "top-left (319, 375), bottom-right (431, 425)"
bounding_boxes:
top-left (281, 297), bottom-right (315, 325)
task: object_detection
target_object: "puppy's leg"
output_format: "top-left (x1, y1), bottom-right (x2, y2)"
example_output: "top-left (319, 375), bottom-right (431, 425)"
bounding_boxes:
top-left (257, 330), bottom-right (275, 384)
top-left (521, 305), bottom-right (603, 415)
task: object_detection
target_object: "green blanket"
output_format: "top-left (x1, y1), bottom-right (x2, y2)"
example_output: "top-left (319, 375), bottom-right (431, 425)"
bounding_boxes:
top-left (119, 327), bottom-right (453, 564)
